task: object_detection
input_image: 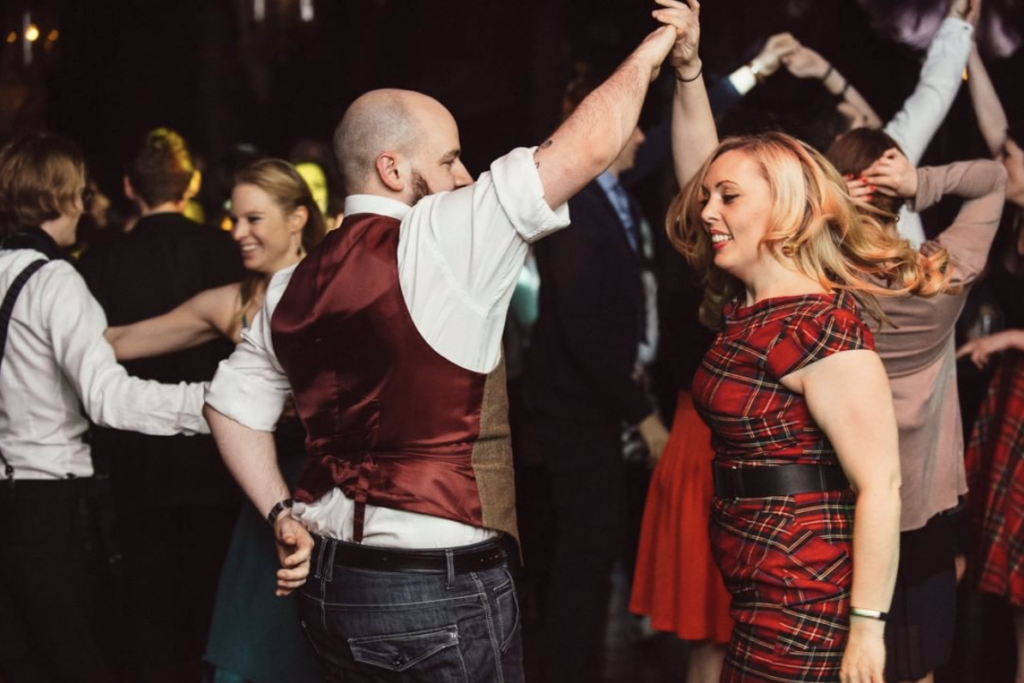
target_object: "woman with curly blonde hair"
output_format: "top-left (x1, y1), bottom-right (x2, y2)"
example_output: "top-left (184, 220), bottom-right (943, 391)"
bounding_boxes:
top-left (646, 2), bottom-right (962, 682)
top-left (670, 131), bottom-right (951, 331)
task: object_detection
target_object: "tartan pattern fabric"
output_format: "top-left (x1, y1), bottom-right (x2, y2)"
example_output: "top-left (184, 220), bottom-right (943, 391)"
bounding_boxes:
top-left (966, 350), bottom-right (1024, 606)
top-left (712, 491), bottom-right (856, 682)
top-left (693, 292), bottom-right (873, 468)
top-left (694, 292), bottom-right (871, 681)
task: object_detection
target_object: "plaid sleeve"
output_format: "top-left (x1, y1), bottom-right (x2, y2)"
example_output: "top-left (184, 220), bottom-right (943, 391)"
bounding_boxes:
top-left (766, 307), bottom-right (874, 379)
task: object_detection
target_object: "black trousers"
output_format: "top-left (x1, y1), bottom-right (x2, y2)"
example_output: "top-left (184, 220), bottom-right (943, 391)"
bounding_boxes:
top-left (113, 502), bottom-right (237, 683)
top-left (535, 417), bottom-right (626, 683)
top-left (0, 479), bottom-right (116, 683)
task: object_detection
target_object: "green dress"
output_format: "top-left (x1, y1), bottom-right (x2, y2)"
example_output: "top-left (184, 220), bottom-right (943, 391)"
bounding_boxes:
top-left (203, 419), bottom-right (322, 683)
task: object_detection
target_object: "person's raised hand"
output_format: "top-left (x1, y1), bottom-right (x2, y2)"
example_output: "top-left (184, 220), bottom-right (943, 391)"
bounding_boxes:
top-left (844, 175), bottom-right (875, 204)
top-left (947, 0), bottom-right (980, 24)
top-left (633, 22), bottom-right (681, 83)
top-left (752, 32), bottom-right (800, 77)
top-left (860, 148), bottom-right (918, 199)
top-left (781, 46), bottom-right (830, 80)
top-left (652, 0), bottom-right (701, 74)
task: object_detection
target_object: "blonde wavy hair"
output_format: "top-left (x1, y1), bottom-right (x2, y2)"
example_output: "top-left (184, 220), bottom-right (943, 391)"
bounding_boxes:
top-left (667, 132), bottom-right (952, 329)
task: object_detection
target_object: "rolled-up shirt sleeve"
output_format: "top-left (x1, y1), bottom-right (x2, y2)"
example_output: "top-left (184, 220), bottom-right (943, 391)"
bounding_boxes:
top-left (205, 267), bottom-right (294, 431)
top-left (398, 146), bottom-right (571, 373)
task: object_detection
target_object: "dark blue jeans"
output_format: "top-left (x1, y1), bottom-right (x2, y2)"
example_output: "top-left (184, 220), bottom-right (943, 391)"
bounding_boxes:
top-left (298, 538), bottom-right (524, 683)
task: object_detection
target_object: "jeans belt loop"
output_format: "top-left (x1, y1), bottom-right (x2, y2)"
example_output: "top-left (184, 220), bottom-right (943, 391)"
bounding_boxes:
top-left (445, 549), bottom-right (456, 590)
top-left (323, 538), bottom-right (337, 583)
top-left (312, 536), bottom-right (325, 581)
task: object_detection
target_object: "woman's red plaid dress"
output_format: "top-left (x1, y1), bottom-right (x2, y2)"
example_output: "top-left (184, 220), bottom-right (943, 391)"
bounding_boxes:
top-left (692, 292), bottom-right (873, 683)
top-left (967, 349), bottom-right (1024, 607)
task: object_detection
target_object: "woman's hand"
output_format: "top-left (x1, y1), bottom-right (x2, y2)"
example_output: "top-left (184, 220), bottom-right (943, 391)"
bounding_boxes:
top-left (653, 0), bottom-right (701, 75)
top-left (957, 329), bottom-right (1024, 369)
top-left (840, 618), bottom-right (887, 683)
top-left (752, 33), bottom-right (801, 78)
top-left (844, 175), bottom-right (875, 204)
top-left (782, 46), bottom-right (830, 80)
top-left (860, 148), bottom-right (919, 199)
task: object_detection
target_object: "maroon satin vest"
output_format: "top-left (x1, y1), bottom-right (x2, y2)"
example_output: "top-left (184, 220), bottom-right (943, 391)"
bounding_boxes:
top-left (271, 213), bottom-right (517, 542)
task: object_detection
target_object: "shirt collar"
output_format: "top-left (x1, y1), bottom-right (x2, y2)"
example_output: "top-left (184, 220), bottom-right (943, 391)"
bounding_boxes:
top-left (2, 225), bottom-right (67, 261)
top-left (595, 170), bottom-right (622, 196)
top-left (343, 194), bottom-right (411, 221)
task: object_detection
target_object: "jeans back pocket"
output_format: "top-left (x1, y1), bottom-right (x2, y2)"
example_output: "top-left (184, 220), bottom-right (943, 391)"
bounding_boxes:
top-left (348, 624), bottom-right (462, 674)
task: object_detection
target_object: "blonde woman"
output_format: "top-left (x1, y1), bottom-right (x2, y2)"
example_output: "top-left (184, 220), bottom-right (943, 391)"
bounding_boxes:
top-left (105, 158), bottom-right (326, 683)
top-left (105, 158), bottom-right (324, 357)
top-left (653, 2), bottom-right (954, 681)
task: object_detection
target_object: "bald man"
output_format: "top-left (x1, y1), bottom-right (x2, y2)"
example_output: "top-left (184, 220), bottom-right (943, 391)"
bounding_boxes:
top-left (204, 16), bottom-right (680, 683)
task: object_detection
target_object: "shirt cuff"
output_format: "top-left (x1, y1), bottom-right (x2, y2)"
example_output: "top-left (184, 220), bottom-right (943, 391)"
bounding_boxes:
top-left (490, 147), bottom-right (571, 243)
top-left (205, 361), bottom-right (287, 432)
top-left (728, 66), bottom-right (757, 96)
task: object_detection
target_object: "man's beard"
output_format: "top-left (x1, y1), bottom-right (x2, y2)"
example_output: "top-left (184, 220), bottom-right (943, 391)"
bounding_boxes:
top-left (410, 170), bottom-right (432, 205)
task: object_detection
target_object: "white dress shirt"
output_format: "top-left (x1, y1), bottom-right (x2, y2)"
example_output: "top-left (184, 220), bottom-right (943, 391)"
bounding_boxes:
top-left (884, 17), bottom-right (973, 247)
top-left (0, 248), bottom-right (208, 482)
top-left (207, 146), bottom-right (570, 547)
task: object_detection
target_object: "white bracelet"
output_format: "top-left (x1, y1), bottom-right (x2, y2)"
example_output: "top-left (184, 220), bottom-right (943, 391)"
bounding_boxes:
top-left (850, 607), bottom-right (888, 622)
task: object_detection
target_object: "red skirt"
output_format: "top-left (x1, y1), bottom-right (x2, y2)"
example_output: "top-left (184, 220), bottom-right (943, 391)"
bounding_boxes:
top-left (967, 350), bottom-right (1024, 606)
top-left (629, 391), bottom-right (733, 643)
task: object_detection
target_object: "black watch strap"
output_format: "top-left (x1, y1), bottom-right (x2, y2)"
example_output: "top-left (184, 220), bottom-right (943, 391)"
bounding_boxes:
top-left (267, 497), bottom-right (294, 527)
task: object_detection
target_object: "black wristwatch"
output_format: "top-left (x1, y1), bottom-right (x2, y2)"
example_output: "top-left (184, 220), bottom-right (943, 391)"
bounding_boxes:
top-left (267, 497), bottom-right (294, 527)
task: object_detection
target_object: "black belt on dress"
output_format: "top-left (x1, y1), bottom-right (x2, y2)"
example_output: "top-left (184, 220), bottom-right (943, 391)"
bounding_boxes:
top-left (713, 463), bottom-right (850, 499)
top-left (324, 537), bottom-right (506, 574)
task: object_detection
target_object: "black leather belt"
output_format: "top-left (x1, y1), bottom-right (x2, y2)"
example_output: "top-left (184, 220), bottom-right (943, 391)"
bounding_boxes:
top-left (713, 463), bottom-right (850, 499)
top-left (325, 538), bottom-right (507, 574)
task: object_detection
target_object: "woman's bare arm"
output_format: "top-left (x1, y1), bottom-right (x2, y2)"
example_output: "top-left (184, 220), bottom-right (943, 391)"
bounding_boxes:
top-left (967, 44), bottom-right (1010, 158)
top-left (784, 349), bottom-right (901, 683)
top-left (105, 283), bottom-right (242, 361)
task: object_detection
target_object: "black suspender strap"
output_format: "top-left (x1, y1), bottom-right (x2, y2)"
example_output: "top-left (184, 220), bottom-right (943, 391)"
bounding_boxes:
top-left (0, 258), bottom-right (48, 486)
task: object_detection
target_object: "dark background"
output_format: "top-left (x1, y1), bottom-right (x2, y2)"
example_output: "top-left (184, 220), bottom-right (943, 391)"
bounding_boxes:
top-left (1, 0), bottom-right (1022, 211)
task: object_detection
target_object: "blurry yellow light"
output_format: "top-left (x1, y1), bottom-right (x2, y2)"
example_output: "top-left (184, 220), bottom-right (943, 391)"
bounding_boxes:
top-left (5, 32), bottom-right (15, 44)
top-left (48, 29), bottom-right (58, 41)
top-left (25, 24), bottom-right (40, 42)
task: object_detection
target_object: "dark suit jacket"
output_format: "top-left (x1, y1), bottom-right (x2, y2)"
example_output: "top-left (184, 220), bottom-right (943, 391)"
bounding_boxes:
top-left (77, 212), bottom-right (245, 507)
top-left (525, 181), bottom-right (653, 426)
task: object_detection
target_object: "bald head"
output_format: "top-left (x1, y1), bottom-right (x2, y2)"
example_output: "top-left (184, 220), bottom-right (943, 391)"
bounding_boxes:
top-left (333, 89), bottom-right (448, 195)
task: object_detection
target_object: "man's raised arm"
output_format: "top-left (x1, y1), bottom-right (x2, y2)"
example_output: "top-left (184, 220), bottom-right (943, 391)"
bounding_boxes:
top-left (534, 15), bottom-right (678, 208)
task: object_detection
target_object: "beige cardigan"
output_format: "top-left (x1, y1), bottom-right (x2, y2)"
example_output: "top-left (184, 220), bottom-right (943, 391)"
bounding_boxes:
top-left (866, 160), bottom-right (1007, 532)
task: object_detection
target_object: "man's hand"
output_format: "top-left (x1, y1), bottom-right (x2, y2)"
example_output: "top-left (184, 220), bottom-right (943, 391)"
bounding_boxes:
top-left (859, 148), bottom-right (918, 199)
top-left (274, 515), bottom-right (314, 597)
top-left (632, 19), bottom-right (682, 84)
top-left (638, 413), bottom-right (670, 467)
top-left (653, 0), bottom-right (701, 74)
top-left (781, 46), bottom-right (831, 80)
top-left (840, 618), bottom-right (887, 683)
top-left (751, 33), bottom-right (800, 78)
